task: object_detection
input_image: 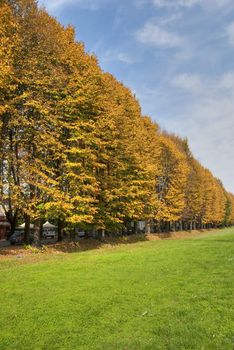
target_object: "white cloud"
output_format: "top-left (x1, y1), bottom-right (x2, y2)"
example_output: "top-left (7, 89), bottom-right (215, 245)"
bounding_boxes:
top-left (169, 102), bottom-right (234, 192)
top-left (38, 0), bottom-right (104, 12)
top-left (115, 53), bottom-right (136, 64)
top-left (226, 22), bottom-right (234, 46)
top-left (151, 0), bottom-right (233, 9)
top-left (152, 0), bottom-right (200, 7)
top-left (134, 71), bottom-right (234, 192)
top-left (171, 96), bottom-right (234, 193)
top-left (170, 72), bottom-right (234, 97)
top-left (159, 13), bottom-right (183, 25)
top-left (101, 50), bottom-right (136, 64)
top-left (39, 0), bottom-right (73, 11)
top-left (219, 72), bottom-right (234, 92)
top-left (170, 73), bottom-right (203, 93)
top-left (136, 22), bottom-right (184, 48)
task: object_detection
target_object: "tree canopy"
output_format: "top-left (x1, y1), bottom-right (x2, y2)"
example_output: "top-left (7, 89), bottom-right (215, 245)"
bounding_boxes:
top-left (1, 0), bottom-right (233, 242)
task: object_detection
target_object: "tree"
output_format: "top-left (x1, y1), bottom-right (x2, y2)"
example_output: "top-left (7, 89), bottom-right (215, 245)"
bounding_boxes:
top-left (156, 134), bottom-right (189, 231)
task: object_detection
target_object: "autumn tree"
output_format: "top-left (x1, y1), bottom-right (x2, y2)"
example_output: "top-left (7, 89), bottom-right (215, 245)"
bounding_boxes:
top-left (0, 1), bottom-right (20, 234)
top-left (0, 0), bottom-right (232, 244)
top-left (156, 133), bottom-right (189, 232)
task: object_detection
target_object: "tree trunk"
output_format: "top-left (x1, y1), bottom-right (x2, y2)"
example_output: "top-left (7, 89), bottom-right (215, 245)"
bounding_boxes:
top-left (145, 220), bottom-right (151, 234)
top-left (5, 209), bottom-right (18, 237)
top-left (33, 218), bottom-right (42, 247)
top-left (57, 218), bottom-right (63, 242)
top-left (24, 214), bottom-right (30, 245)
top-left (166, 221), bottom-right (170, 232)
top-left (171, 221), bottom-right (175, 232)
top-left (179, 221), bottom-right (183, 231)
top-left (10, 216), bottom-right (17, 236)
top-left (161, 220), bottom-right (166, 232)
top-left (133, 221), bottom-right (137, 234)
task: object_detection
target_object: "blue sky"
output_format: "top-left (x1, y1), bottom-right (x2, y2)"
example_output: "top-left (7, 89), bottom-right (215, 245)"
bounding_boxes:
top-left (39, 0), bottom-right (234, 193)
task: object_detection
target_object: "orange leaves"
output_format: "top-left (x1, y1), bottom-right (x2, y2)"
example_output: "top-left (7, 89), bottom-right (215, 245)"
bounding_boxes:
top-left (156, 134), bottom-right (189, 221)
top-left (0, 0), bottom-right (232, 234)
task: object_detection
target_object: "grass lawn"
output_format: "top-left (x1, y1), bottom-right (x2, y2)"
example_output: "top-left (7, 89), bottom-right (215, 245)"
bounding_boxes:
top-left (0, 228), bottom-right (233, 350)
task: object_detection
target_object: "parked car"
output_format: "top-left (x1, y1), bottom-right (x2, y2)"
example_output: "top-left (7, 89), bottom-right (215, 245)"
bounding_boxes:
top-left (77, 231), bottom-right (86, 238)
top-left (74, 228), bottom-right (86, 238)
top-left (9, 231), bottom-right (34, 245)
top-left (42, 230), bottom-right (56, 239)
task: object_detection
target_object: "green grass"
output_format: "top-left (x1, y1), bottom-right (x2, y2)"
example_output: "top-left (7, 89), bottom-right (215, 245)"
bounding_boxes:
top-left (0, 229), bottom-right (234, 350)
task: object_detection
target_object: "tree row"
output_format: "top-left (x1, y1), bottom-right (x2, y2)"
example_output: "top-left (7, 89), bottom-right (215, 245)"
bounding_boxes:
top-left (1, 0), bottom-right (233, 243)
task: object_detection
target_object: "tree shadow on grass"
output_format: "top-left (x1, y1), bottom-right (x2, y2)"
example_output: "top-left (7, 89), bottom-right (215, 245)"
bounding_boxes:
top-left (0, 234), bottom-right (150, 257)
top-left (47, 230), bottom-right (206, 254)
top-left (46, 234), bottom-right (150, 254)
top-left (1, 229), bottom-right (231, 258)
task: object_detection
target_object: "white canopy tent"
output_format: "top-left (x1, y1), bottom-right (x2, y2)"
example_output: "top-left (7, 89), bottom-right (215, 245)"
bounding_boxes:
top-left (18, 223), bottom-right (34, 230)
top-left (43, 221), bottom-right (57, 229)
top-left (13, 221), bottom-right (57, 240)
top-left (17, 222), bottom-right (57, 230)
top-left (42, 221), bottom-right (57, 238)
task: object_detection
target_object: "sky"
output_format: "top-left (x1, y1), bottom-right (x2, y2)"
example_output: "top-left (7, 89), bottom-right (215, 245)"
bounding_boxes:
top-left (38, 0), bottom-right (234, 193)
